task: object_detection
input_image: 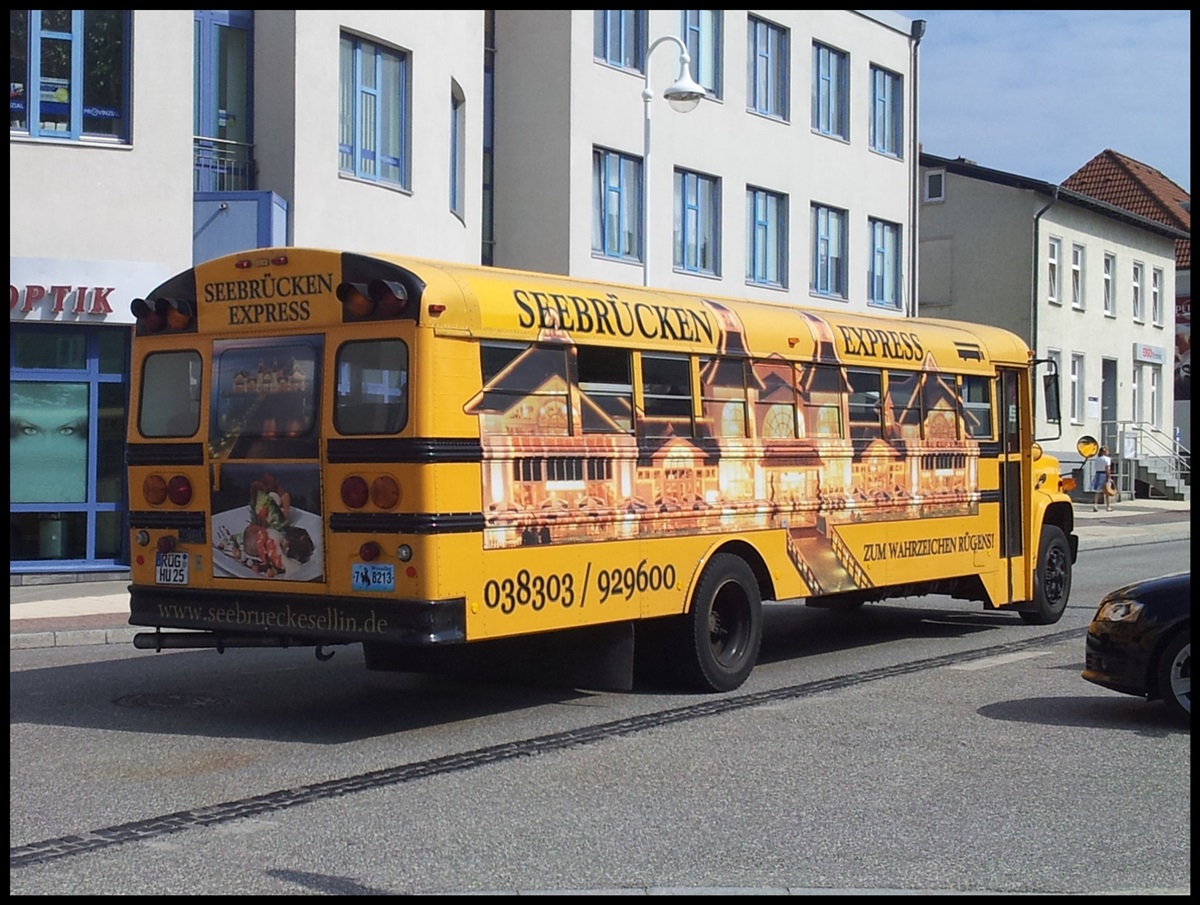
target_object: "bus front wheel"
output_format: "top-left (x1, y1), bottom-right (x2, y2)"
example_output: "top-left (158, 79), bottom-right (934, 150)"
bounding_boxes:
top-left (1021, 524), bottom-right (1071, 625)
top-left (671, 553), bottom-right (763, 692)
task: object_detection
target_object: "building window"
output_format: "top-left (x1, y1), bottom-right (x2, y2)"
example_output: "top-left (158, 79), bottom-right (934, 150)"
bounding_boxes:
top-left (923, 170), bottom-right (945, 202)
top-left (1152, 268), bottom-right (1164, 326)
top-left (450, 81), bottom-right (465, 218)
top-left (1047, 238), bottom-right (1060, 304)
top-left (812, 41), bottom-right (848, 139)
top-left (10, 10), bottom-right (131, 141)
top-left (747, 16), bottom-right (788, 120)
top-left (867, 218), bottom-right (901, 310)
top-left (1131, 363), bottom-right (1143, 423)
top-left (746, 187), bottom-right (788, 288)
top-left (869, 65), bottom-right (902, 157)
top-left (339, 34), bottom-right (409, 188)
top-left (811, 203), bottom-right (847, 299)
top-left (1149, 366), bottom-right (1160, 427)
top-left (674, 168), bottom-right (721, 276)
top-left (1071, 244), bottom-right (1085, 309)
top-left (1132, 262), bottom-right (1144, 321)
top-left (593, 147), bottom-right (642, 262)
top-left (680, 10), bottom-right (721, 98)
top-left (594, 10), bottom-right (645, 72)
top-left (1069, 353), bottom-right (1084, 424)
top-left (1103, 253), bottom-right (1116, 316)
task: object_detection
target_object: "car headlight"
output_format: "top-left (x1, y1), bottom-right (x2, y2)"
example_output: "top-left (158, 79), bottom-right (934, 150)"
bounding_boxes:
top-left (1095, 599), bottom-right (1145, 623)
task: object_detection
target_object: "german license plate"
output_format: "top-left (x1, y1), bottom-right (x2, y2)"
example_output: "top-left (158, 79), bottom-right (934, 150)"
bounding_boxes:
top-left (155, 552), bottom-right (189, 585)
top-left (352, 563), bottom-right (394, 592)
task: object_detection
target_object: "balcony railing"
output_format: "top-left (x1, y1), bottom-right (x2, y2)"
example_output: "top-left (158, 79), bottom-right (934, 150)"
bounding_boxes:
top-left (194, 136), bottom-right (255, 192)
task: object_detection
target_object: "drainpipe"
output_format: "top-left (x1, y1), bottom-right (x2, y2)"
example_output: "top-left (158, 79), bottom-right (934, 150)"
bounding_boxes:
top-left (1031, 186), bottom-right (1059, 357)
top-left (908, 18), bottom-right (926, 318)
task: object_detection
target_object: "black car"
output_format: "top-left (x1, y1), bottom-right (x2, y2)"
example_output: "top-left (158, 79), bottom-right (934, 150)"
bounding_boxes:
top-left (1082, 572), bottom-right (1191, 723)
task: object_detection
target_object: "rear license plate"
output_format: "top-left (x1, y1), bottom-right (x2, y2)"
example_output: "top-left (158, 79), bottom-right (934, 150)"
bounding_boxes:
top-left (352, 563), bottom-right (394, 592)
top-left (155, 552), bottom-right (189, 585)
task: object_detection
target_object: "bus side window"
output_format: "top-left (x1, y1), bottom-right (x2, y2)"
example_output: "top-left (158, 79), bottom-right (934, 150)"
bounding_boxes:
top-left (698, 356), bottom-right (749, 439)
top-left (577, 345), bottom-right (633, 433)
top-left (798, 364), bottom-right (844, 438)
top-left (846, 368), bottom-right (883, 441)
top-left (335, 339), bottom-right (408, 435)
top-left (140, 351), bottom-right (202, 438)
top-left (751, 359), bottom-right (798, 439)
top-left (885, 370), bottom-right (923, 440)
top-left (640, 353), bottom-right (694, 438)
top-left (922, 372), bottom-right (960, 440)
top-left (961, 374), bottom-right (993, 439)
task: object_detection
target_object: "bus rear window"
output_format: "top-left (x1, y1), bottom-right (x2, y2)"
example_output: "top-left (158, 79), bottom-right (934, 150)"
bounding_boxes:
top-left (139, 351), bottom-right (201, 437)
top-left (335, 340), bottom-right (408, 434)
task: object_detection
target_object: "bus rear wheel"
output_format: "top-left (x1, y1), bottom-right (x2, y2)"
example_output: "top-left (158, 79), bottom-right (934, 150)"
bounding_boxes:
top-left (1020, 524), bottom-right (1071, 625)
top-left (671, 553), bottom-right (763, 692)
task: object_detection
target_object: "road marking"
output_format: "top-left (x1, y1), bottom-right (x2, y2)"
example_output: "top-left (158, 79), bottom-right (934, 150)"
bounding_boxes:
top-left (949, 651), bottom-right (1053, 671)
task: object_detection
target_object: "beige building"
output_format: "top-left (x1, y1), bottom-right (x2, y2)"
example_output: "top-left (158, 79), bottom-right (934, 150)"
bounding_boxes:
top-left (918, 153), bottom-right (1188, 499)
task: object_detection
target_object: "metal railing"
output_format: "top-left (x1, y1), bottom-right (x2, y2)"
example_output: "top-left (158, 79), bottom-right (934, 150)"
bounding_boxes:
top-left (193, 136), bottom-right (255, 192)
top-left (1105, 420), bottom-right (1191, 498)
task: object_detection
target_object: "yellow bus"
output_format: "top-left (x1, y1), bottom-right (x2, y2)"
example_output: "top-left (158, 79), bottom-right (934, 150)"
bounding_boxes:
top-left (125, 248), bottom-right (1077, 692)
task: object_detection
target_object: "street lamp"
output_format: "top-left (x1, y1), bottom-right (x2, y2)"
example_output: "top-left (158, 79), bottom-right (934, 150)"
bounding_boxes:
top-left (643, 34), bottom-right (706, 287)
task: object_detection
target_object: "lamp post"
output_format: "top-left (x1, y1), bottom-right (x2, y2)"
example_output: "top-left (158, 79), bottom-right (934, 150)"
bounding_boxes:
top-left (642, 34), bottom-right (706, 287)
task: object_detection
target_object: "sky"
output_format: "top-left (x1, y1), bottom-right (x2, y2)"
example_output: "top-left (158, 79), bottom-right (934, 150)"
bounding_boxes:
top-left (896, 10), bottom-right (1191, 193)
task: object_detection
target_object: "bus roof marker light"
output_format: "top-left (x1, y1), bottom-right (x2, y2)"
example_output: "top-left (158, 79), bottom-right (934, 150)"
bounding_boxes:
top-left (427, 303), bottom-right (446, 316)
top-left (271, 255), bottom-right (289, 265)
top-left (235, 258), bottom-right (253, 269)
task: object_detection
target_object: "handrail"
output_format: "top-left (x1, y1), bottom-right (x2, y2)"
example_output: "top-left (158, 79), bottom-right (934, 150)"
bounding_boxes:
top-left (193, 136), bottom-right (255, 192)
top-left (1101, 419), bottom-right (1191, 496)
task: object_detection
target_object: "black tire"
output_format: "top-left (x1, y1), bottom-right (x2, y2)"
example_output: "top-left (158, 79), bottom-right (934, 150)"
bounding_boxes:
top-left (1020, 524), bottom-right (1071, 625)
top-left (670, 553), bottom-right (763, 692)
top-left (1155, 630), bottom-right (1191, 724)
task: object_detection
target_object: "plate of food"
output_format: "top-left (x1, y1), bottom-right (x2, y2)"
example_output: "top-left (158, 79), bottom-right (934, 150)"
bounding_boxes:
top-left (212, 473), bottom-right (324, 582)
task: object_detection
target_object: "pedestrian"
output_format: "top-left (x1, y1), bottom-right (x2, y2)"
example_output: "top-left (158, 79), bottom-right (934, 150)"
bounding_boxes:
top-left (1091, 445), bottom-right (1113, 512)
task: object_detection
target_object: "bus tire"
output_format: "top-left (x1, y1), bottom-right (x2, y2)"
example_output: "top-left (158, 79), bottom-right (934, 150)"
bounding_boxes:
top-left (1020, 524), bottom-right (1071, 625)
top-left (671, 553), bottom-right (763, 692)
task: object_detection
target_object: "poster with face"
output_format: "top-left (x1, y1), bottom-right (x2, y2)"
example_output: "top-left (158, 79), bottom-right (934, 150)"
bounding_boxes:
top-left (10, 382), bottom-right (89, 503)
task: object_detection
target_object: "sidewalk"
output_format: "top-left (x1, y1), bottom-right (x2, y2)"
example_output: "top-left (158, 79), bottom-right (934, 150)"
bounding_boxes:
top-left (11, 498), bottom-right (1190, 650)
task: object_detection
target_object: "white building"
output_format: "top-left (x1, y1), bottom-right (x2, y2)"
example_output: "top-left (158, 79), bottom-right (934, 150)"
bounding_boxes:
top-left (9, 9), bottom-right (925, 577)
top-left (918, 153), bottom-right (1187, 499)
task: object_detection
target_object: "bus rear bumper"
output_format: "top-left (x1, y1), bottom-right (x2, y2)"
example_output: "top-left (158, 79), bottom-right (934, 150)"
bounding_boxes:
top-left (128, 585), bottom-right (466, 647)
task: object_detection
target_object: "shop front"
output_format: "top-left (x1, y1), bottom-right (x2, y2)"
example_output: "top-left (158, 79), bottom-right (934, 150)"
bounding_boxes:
top-left (10, 257), bottom-right (173, 579)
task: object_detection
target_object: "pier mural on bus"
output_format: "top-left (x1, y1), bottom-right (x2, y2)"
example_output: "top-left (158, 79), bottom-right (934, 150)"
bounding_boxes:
top-left (463, 297), bottom-right (982, 596)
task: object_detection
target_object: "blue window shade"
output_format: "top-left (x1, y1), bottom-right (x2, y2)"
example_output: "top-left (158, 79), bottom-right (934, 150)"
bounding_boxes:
top-left (747, 16), bottom-right (788, 119)
top-left (594, 10), bottom-right (645, 72)
top-left (592, 148), bottom-right (642, 261)
top-left (868, 218), bottom-right (902, 309)
top-left (11, 10), bottom-right (131, 141)
top-left (746, 187), bottom-right (788, 288)
top-left (870, 65), bottom-right (902, 157)
top-left (674, 169), bottom-right (720, 275)
top-left (812, 42), bottom-right (848, 139)
top-left (339, 34), bottom-right (408, 188)
top-left (811, 204), bottom-right (847, 298)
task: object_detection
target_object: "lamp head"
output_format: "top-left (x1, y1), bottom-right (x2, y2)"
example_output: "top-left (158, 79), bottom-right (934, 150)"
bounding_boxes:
top-left (663, 70), bottom-right (705, 114)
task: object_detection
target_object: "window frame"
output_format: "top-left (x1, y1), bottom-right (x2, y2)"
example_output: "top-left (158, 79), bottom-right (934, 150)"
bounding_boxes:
top-left (449, 80), bottom-right (465, 219)
top-left (592, 146), bottom-right (643, 263)
top-left (747, 15), bottom-right (789, 121)
top-left (869, 64), bottom-right (902, 157)
top-left (680, 9), bottom-right (721, 98)
top-left (1071, 244), bottom-right (1085, 310)
top-left (1103, 252), bottom-right (1116, 316)
top-left (923, 169), bottom-right (945, 203)
top-left (674, 168), bottom-right (721, 276)
top-left (1151, 267), bottom-right (1164, 326)
top-left (1046, 237), bottom-right (1061, 305)
top-left (10, 10), bottom-right (132, 142)
top-left (1132, 262), bottom-right (1145, 322)
top-left (746, 186), bottom-right (788, 289)
top-left (867, 217), bottom-right (902, 310)
top-left (812, 40), bottom-right (848, 139)
top-left (1069, 352), bottom-right (1084, 424)
top-left (811, 203), bottom-right (847, 300)
top-left (594, 10), bottom-right (645, 72)
top-left (338, 33), bottom-right (410, 189)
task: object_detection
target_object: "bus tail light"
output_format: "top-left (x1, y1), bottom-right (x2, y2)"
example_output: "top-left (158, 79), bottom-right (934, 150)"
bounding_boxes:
top-left (156, 535), bottom-right (177, 555)
top-left (143, 474), bottom-right (168, 505)
top-left (359, 541), bottom-right (381, 562)
top-left (336, 282), bottom-right (374, 319)
top-left (368, 280), bottom-right (408, 317)
top-left (166, 475), bottom-right (194, 506)
top-left (341, 476), bottom-right (370, 509)
top-left (370, 476), bottom-right (401, 509)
